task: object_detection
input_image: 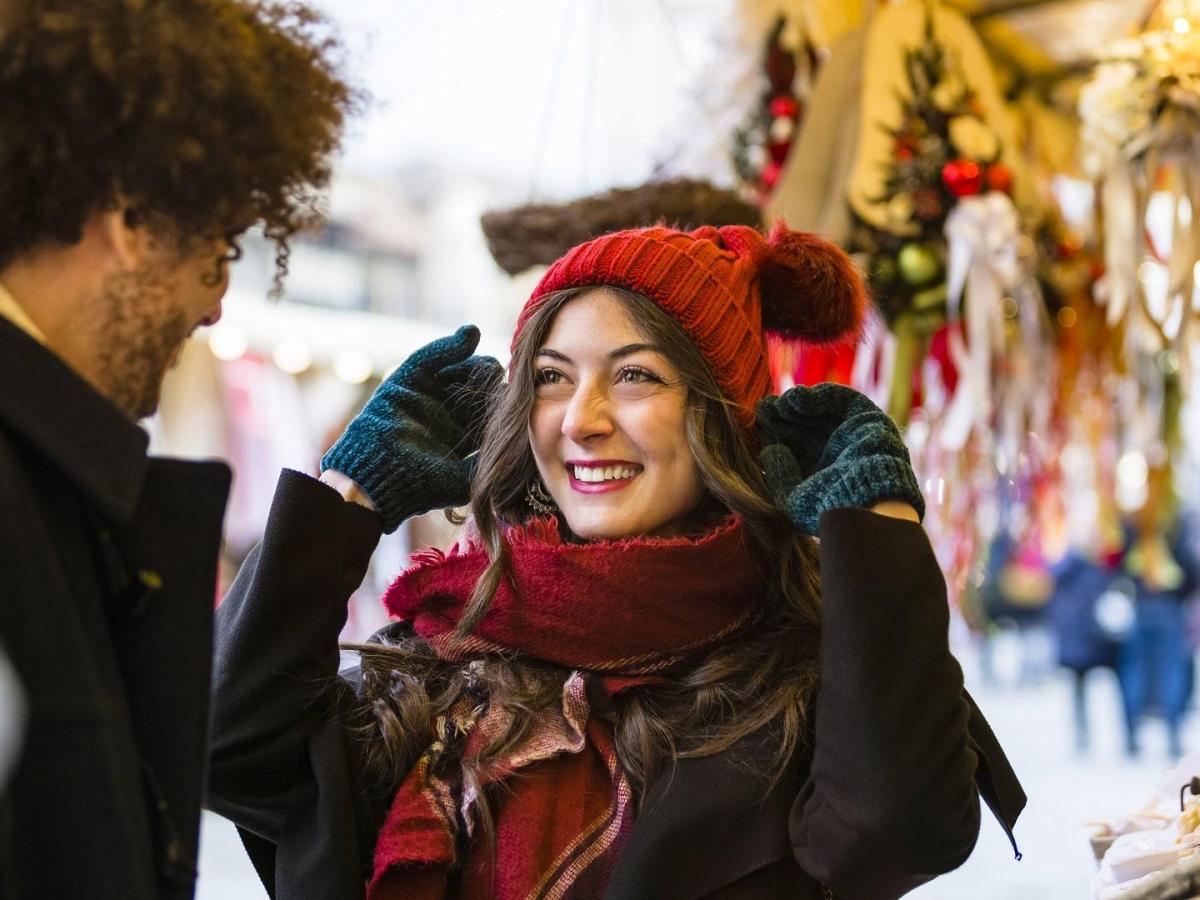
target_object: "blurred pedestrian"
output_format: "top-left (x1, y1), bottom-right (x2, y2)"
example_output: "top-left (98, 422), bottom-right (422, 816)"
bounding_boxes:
top-left (0, 2), bottom-right (353, 897)
top-left (979, 524), bottom-right (1055, 685)
top-left (1046, 544), bottom-right (1132, 753)
top-left (1117, 517), bottom-right (1199, 759)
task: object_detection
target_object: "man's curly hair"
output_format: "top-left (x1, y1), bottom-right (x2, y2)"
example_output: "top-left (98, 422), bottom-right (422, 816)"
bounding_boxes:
top-left (0, 0), bottom-right (357, 293)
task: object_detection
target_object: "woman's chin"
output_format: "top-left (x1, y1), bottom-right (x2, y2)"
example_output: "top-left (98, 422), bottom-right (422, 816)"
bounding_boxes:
top-left (564, 520), bottom-right (638, 542)
top-left (552, 487), bottom-right (707, 541)
top-left (560, 510), bottom-right (698, 542)
top-left (558, 509), bottom-right (645, 542)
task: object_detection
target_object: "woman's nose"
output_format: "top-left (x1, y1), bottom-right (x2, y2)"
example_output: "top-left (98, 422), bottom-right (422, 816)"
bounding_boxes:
top-left (561, 382), bottom-right (614, 443)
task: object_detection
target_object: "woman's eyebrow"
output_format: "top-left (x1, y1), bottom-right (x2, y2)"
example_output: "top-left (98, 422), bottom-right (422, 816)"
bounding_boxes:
top-left (535, 343), bottom-right (660, 364)
top-left (607, 342), bottom-right (658, 360)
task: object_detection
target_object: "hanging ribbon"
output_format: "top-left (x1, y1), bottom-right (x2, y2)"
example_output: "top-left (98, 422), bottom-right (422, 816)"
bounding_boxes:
top-left (1097, 163), bottom-right (1146, 327)
top-left (1161, 147), bottom-right (1200, 349)
top-left (850, 310), bottom-right (892, 412)
top-left (939, 192), bottom-right (1021, 451)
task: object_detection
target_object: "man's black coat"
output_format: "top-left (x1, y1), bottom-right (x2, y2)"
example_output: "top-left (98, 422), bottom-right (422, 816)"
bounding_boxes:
top-left (0, 319), bottom-right (231, 899)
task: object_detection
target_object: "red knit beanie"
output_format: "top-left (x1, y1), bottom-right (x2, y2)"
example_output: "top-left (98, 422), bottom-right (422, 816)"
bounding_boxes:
top-left (512, 222), bottom-right (868, 432)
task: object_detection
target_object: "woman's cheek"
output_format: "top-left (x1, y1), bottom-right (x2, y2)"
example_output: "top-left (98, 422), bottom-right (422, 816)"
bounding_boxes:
top-left (626, 400), bottom-right (688, 459)
top-left (529, 401), bottom-right (563, 454)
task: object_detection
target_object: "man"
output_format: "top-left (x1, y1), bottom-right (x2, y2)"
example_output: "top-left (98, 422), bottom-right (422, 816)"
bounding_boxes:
top-left (0, 2), bottom-right (354, 897)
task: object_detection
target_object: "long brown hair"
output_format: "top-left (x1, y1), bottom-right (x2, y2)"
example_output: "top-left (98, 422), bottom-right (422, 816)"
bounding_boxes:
top-left (351, 286), bottom-right (822, 829)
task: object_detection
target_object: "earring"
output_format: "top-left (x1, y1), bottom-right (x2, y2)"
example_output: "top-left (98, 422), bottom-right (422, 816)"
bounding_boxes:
top-left (525, 477), bottom-right (558, 516)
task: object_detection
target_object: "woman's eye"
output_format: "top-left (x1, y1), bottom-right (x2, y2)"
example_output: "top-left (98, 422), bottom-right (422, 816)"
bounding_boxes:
top-left (534, 368), bottom-right (565, 386)
top-left (618, 366), bottom-right (661, 384)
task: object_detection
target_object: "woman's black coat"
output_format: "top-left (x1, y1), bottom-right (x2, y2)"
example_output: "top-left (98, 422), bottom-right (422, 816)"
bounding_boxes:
top-left (209, 470), bottom-right (1025, 899)
top-left (0, 319), bottom-right (231, 899)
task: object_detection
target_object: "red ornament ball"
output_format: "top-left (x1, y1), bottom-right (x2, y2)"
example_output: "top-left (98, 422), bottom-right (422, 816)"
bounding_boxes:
top-left (942, 159), bottom-right (983, 197)
top-left (768, 140), bottom-right (791, 165)
top-left (761, 160), bottom-right (783, 191)
top-left (769, 95), bottom-right (799, 120)
top-left (985, 163), bottom-right (1013, 195)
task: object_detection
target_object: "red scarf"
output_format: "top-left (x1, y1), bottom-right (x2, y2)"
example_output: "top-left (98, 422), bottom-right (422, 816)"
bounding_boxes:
top-left (370, 516), bottom-right (766, 900)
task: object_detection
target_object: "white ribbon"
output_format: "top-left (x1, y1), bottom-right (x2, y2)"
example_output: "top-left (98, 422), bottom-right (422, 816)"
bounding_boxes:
top-left (847, 309), bottom-right (885, 399)
top-left (939, 192), bottom-right (1021, 451)
top-left (1162, 150), bottom-right (1200, 348)
top-left (1097, 163), bottom-right (1144, 327)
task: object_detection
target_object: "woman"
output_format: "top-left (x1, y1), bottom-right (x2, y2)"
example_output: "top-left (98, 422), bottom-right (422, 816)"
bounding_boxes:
top-left (209, 224), bottom-right (1025, 899)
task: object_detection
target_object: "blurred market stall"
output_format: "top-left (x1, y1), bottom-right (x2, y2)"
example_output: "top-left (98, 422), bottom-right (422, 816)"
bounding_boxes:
top-left (729, 2), bottom-right (1200, 895)
top-left (135, 2), bottom-right (1200, 895)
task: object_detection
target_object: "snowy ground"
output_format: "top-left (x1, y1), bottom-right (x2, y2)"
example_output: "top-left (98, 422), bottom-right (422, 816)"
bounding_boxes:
top-left (196, 635), bottom-right (1195, 899)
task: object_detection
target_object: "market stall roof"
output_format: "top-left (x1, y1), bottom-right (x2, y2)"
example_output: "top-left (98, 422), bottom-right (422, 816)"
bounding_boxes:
top-left (792, 0), bottom-right (1161, 82)
top-left (960, 0), bottom-right (1160, 78)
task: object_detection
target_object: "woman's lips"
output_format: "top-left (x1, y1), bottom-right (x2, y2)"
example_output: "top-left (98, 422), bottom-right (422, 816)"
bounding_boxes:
top-left (565, 461), bottom-right (641, 494)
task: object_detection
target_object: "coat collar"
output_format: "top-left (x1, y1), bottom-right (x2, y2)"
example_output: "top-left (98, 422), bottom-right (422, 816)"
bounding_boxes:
top-left (0, 317), bottom-right (149, 523)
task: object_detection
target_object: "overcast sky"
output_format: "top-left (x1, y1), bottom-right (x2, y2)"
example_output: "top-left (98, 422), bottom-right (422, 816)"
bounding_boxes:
top-left (314, 0), bottom-right (734, 201)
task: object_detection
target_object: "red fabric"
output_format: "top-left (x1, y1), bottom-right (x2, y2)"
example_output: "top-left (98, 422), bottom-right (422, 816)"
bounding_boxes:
top-left (370, 715), bottom-right (634, 900)
top-left (371, 516), bottom-right (766, 899)
top-left (927, 324), bottom-right (959, 396)
top-left (512, 223), bottom-right (867, 433)
top-left (369, 757), bottom-right (454, 900)
top-left (383, 516), bottom-right (766, 673)
top-left (785, 341), bottom-right (857, 388)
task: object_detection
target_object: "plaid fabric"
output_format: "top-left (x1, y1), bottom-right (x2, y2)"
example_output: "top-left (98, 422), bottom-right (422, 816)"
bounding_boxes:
top-left (368, 674), bottom-right (635, 900)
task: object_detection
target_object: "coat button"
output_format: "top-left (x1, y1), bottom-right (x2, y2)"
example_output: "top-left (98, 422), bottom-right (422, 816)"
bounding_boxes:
top-left (138, 569), bottom-right (163, 591)
top-left (119, 569), bottom-right (163, 619)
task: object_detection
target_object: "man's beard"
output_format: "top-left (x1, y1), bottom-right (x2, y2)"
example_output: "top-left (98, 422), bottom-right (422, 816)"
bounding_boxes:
top-left (92, 266), bottom-right (192, 421)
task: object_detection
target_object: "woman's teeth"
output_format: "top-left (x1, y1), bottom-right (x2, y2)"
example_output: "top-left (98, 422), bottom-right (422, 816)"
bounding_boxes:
top-left (572, 464), bottom-right (639, 483)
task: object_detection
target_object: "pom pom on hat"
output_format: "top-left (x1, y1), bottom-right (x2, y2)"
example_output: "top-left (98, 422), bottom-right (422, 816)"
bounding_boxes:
top-left (759, 223), bottom-right (868, 344)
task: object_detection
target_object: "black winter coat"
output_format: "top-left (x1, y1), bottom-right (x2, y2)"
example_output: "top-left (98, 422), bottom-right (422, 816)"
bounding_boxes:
top-left (209, 470), bottom-right (1026, 900)
top-left (0, 319), bottom-right (231, 899)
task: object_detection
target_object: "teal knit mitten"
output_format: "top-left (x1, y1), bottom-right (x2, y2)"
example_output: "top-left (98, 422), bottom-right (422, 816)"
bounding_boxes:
top-left (321, 326), bottom-right (503, 533)
top-left (755, 383), bottom-right (924, 535)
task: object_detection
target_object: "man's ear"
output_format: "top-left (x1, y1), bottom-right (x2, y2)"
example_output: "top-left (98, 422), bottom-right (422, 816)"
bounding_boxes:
top-left (89, 206), bottom-right (150, 272)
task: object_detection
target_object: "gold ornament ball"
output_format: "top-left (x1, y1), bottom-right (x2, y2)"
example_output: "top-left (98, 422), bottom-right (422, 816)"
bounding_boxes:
top-left (898, 242), bottom-right (940, 286)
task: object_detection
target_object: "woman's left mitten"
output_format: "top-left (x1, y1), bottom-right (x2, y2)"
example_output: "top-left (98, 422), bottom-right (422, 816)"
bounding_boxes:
top-left (758, 390), bottom-right (924, 535)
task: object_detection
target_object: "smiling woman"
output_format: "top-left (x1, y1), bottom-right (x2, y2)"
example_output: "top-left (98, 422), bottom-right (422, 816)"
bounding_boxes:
top-left (209, 223), bottom-right (1026, 900)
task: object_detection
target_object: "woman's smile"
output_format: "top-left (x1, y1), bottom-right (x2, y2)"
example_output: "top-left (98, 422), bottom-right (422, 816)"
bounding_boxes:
top-left (566, 459), bottom-right (644, 493)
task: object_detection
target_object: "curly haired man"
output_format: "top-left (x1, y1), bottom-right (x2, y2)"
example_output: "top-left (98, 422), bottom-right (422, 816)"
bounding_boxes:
top-left (0, 2), bottom-right (355, 897)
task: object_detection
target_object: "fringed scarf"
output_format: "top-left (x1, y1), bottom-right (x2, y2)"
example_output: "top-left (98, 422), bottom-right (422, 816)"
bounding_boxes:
top-left (369, 516), bottom-right (767, 900)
